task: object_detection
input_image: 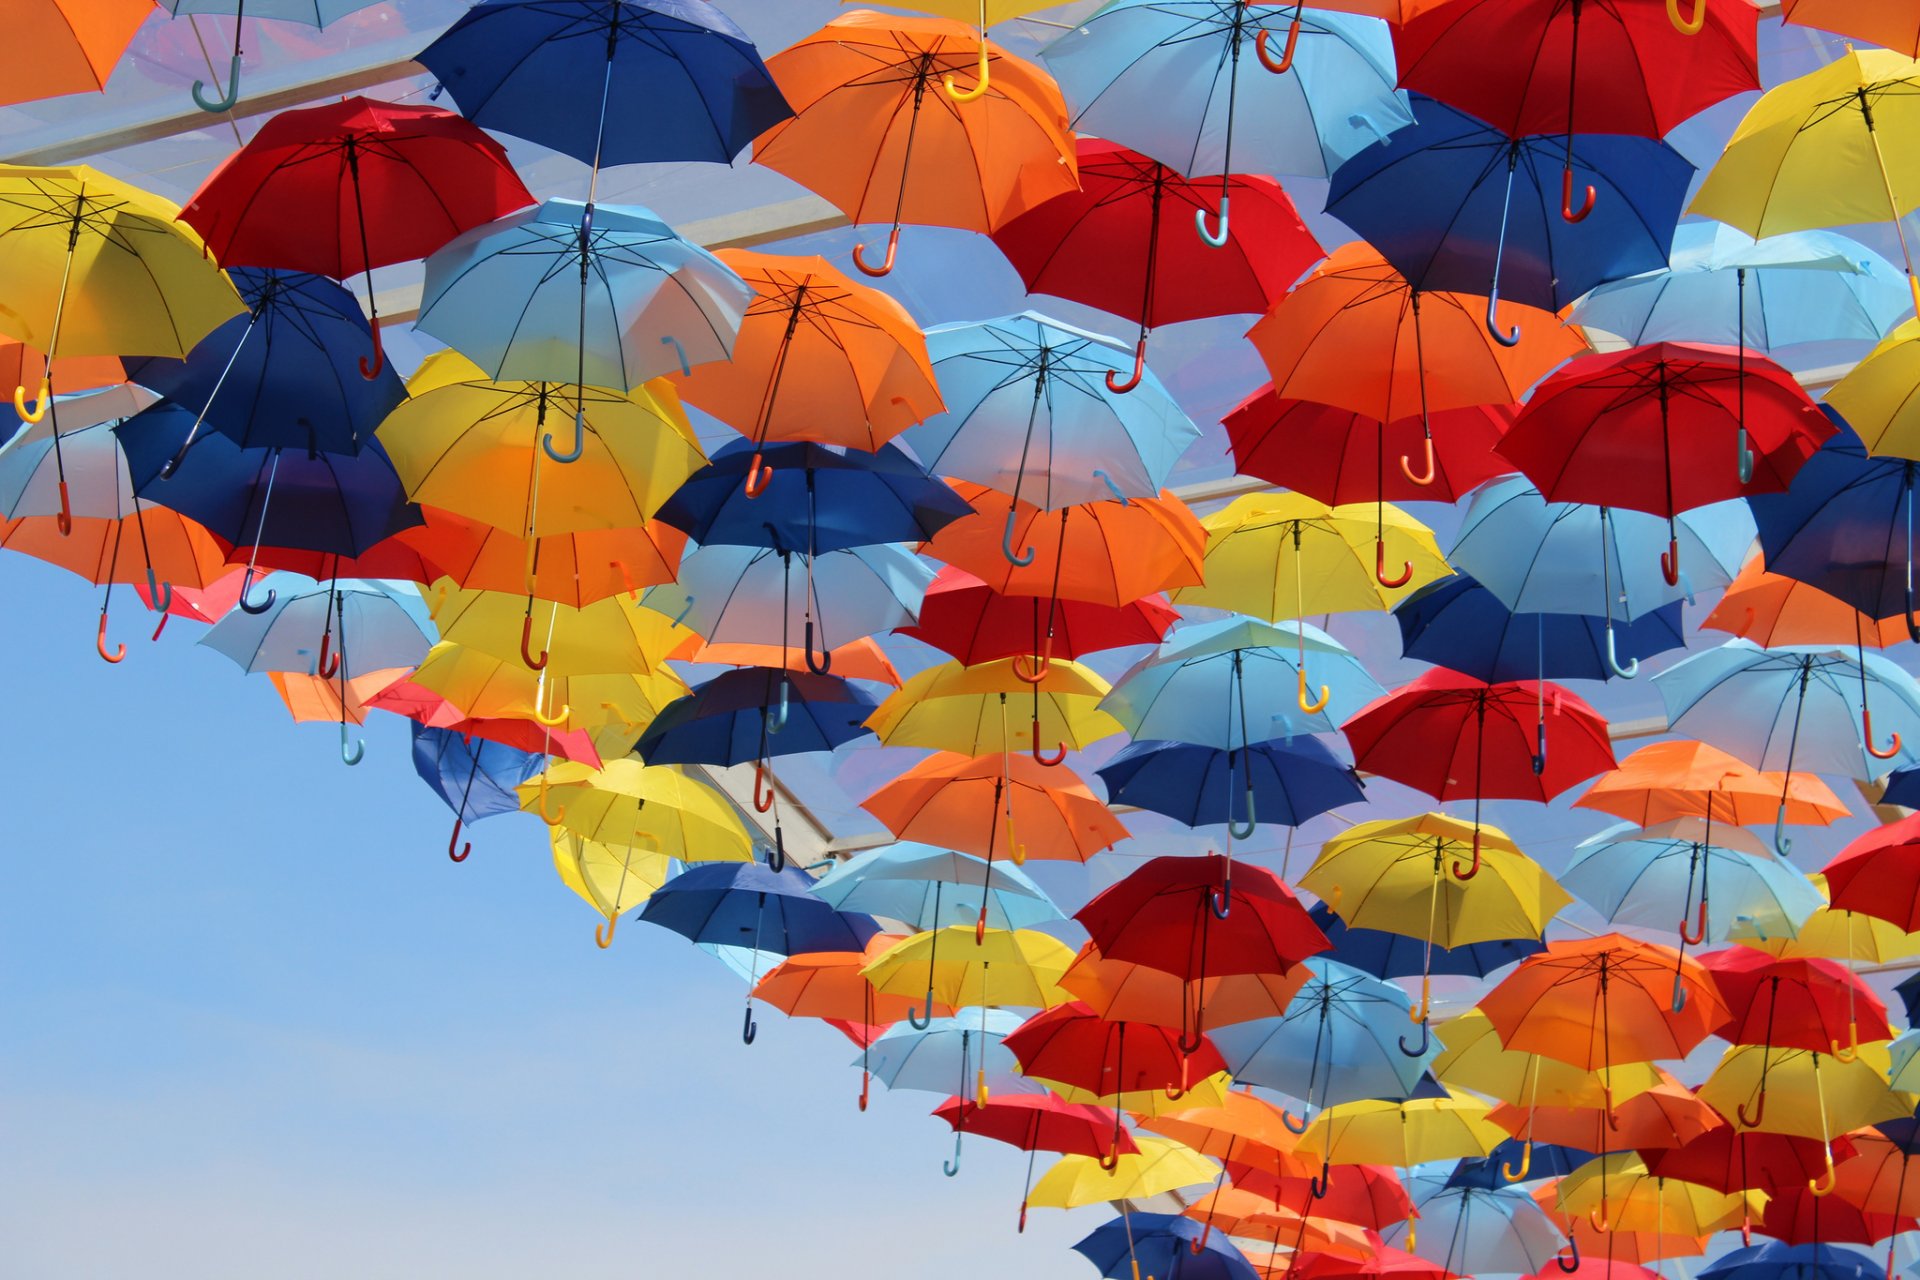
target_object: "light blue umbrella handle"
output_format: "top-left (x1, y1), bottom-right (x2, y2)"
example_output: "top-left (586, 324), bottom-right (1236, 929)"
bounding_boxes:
top-left (1195, 194), bottom-right (1230, 248)
top-left (193, 53), bottom-right (243, 114)
top-left (1485, 152), bottom-right (1523, 346)
top-left (1001, 507), bottom-right (1035, 566)
top-left (660, 334), bottom-right (691, 377)
top-left (1094, 469), bottom-right (1131, 506)
top-left (1605, 623), bottom-right (1638, 680)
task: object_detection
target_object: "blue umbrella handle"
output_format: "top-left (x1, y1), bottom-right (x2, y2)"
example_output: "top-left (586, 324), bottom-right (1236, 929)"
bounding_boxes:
top-left (1670, 970), bottom-right (1689, 1013)
top-left (1309, 1161), bottom-right (1332, 1199)
top-left (1094, 469), bottom-right (1132, 505)
top-left (1667, 0), bottom-right (1706, 34)
top-left (942, 1128), bottom-right (963, 1176)
top-left (1604, 624), bottom-right (1638, 680)
top-left (907, 988), bottom-right (935, 1031)
top-left (237, 571), bottom-right (276, 616)
top-left (1555, 1236), bottom-right (1581, 1273)
top-left (767, 678), bottom-right (790, 735)
top-left (144, 568), bottom-right (172, 621)
top-left (1560, 166), bottom-right (1596, 224)
top-left (1209, 873), bottom-right (1234, 919)
top-left (1001, 508), bottom-right (1035, 566)
top-left (192, 53), bottom-right (243, 113)
top-left (742, 1003), bottom-right (757, 1045)
top-left (804, 619), bottom-right (833, 674)
top-left (1773, 808), bottom-right (1792, 857)
top-left (1195, 196), bottom-right (1230, 248)
top-left (542, 408), bottom-right (585, 463)
top-left (1227, 787), bottom-right (1257, 842)
top-left (660, 334), bottom-right (691, 377)
top-left (1532, 721), bottom-right (1547, 776)
top-left (1736, 427), bottom-right (1755, 485)
top-left (1397, 1017), bottom-right (1429, 1057)
top-left (768, 823), bottom-right (786, 873)
top-left (1280, 1108), bottom-right (1309, 1135)
top-left (1485, 288), bottom-right (1522, 347)
top-left (340, 722), bottom-right (365, 767)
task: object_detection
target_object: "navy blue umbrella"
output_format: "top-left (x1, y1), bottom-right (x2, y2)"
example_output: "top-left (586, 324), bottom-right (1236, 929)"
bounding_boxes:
top-left (1447, 1139), bottom-right (1593, 1190)
top-left (1095, 736), bottom-right (1365, 831)
top-left (1895, 971), bottom-right (1920, 1027)
top-left (1306, 903), bottom-right (1544, 981)
top-left (640, 861), bottom-right (879, 1042)
top-left (410, 726), bottom-right (546, 862)
top-left (417, 0), bottom-right (791, 170)
top-left (654, 440), bottom-right (973, 553)
top-left (1326, 94), bottom-right (1691, 341)
top-left (1072, 1213), bottom-right (1257, 1280)
top-left (1699, 1242), bottom-right (1880, 1280)
top-left (122, 268), bottom-right (405, 467)
top-left (1394, 572), bottom-right (1688, 684)
top-left (1751, 409), bottom-right (1920, 634)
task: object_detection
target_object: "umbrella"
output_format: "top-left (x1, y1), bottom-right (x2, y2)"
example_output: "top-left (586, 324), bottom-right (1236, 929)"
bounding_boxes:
top-left (861, 749), bottom-right (1128, 866)
top-left (809, 844), bottom-right (1061, 935)
top-left (1394, 573), bottom-right (1686, 685)
top-left (176, 96), bottom-right (530, 374)
top-left (1307, 902), bottom-right (1545, 984)
top-left (1556, 1153), bottom-right (1756, 1235)
top-left (1296, 1096), bottom-right (1507, 1174)
top-left (990, 137), bottom-right (1323, 385)
top-left (938, 1093), bottom-right (1137, 1215)
top-left (753, 10), bottom-right (1076, 277)
top-left (394, 508), bottom-right (683, 610)
top-left (1734, 876), bottom-right (1920, 966)
top-left (1388, 1175), bottom-right (1567, 1276)
top-left (1431, 1010), bottom-right (1666, 1112)
top-left (366, 669), bottom-right (606, 764)
top-left (6, 0), bottom-right (150, 108)
top-left (1830, 1119), bottom-right (1920, 1278)
top-left (863, 1011), bottom-right (1037, 1099)
top-left (1698, 1242), bottom-right (1881, 1280)
top-left (410, 726), bottom-right (544, 863)
top-left (1576, 739), bottom-right (1850, 831)
top-left (1486, 1074), bottom-right (1721, 1154)
top-left (1824, 813), bottom-right (1920, 935)
top-left (1026, 1135), bottom-right (1219, 1209)
top-left (521, 759), bottom-right (751, 853)
top-left (667, 633), bottom-right (900, 687)
top-left (1060, 944), bottom-right (1313, 1038)
top-left (198, 575), bottom-right (431, 676)
top-left (1704, 948), bottom-right (1893, 1063)
top-left (1703, 557), bottom-right (1916, 650)
top-left (162, 2), bottom-right (386, 109)
top-left (1095, 736), bottom-right (1366, 831)
top-left (643, 542), bottom-right (932, 658)
top-left (899, 311), bottom-right (1200, 516)
top-left (1642, 1125), bottom-right (1848, 1196)
top-left (402, 639), bottom-right (686, 741)
top-left (865, 657), bottom-right (1122, 758)
top-left (1073, 1213), bottom-right (1258, 1280)
top-left (1780, 2), bottom-right (1920, 55)
top-left (1004, 1002), bottom-right (1228, 1116)
top-left (1698, 1044), bottom-right (1909, 1184)
top-left (898, 565), bottom-right (1177, 672)
top-left (861, 926), bottom-right (1077, 1041)
top-left (1823, 318), bottom-right (1920, 462)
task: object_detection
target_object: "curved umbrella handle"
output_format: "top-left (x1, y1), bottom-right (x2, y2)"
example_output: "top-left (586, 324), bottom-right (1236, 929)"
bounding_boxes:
top-left (532, 697), bottom-right (570, 728)
top-left (1310, 1161), bottom-right (1332, 1199)
top-left (660, 334), bottom-right (691, 377)
top-left (1297, 669), bottom-right (1331, 715)
top-left (1209, 875), bottom-right (1233, 919)
top-left (147, 570), bottom-right (173, 639)
top-left (1011, 641), bottom-right (1052, 685)
top-left (1399, 435), bottom-right (1437, 486)
top-left (1588, 1208), bottom-right (1610, 1233)
top-left (907, 987), bottom-right (935, 1031)
top-left (858, 1069), bottom-right (869, 1112)
top-left (1097, 1148), bottom-right (1121, 1173)
top-left (767, 678), bottom-right (790, 735)
top-left (340, 722), bottom-right (365, 767)
top-left (1280, 1108), bottom-right (1309, 1135)
top-left (753, 760), bottom-right (776, 814)
top-left (1485, 289), bottom-right (1522, 347)
top-left (1555, 1236), bottom-right (1581, 1273)
top-left (519, 615), bottom-right (549, 670)
top-left (1680, 897), bottom-right (1708, 947)
top-left (1833, 1020), bottom-right (1861, 1064)
top-left (1670, 970), bottom-right (1689, 1013)
top-left (1667, 0), bottom-right (1706, 34)
top-left (943, 45), bottom-right (990, 103)
top-left (594, 914), bottom-right (617, 949)
top-left (743, 450), bottom-right (773, 499)
top-left (448, 817), bottom-right (471, 863)
top-left (1451, 827), bottom-right (1482, 881)
top-left (535, 777), bottom-right (566, 826)
top-left (55, 479), bottom-right (70, 537)
top-left (358, 316), bottom-right (384, 381)
top-left (977, 1068), bottom-right (989, 1110)
top-left (317, 631), bottom-right (339, 680)
top-left (1398, 1017), bottom-right (1430, 1057)
top-left (1255, 15), bottom-right (1302, 73)
top-left (1560, 166), bottom-right (1596, 224)
top-left (803, 619), bottom-right (832, 674)
top-left (1177, 1023), bottom-right (1205, 1055)
top-left (1032, 718), bottom-right (1066, 767)
top-left (542, 408), bottom-right (585, 464)
top-left (1001, 508), bottom-right (1035, 566)
top-left (1866, 706), bottom-right (1903, 760)
top-left (1017, 1200), bottom-right (1027, 1234)
top-left (1532, 721), bottom-right (1547, 776)
top-left (1094, 469), bottom-right (1132, 506)
top-left (852, 225), bottom-right (901, 278)
top-left (1737, 428), bottom-right (1755, 485)
top-left (768, 825), bottom-right (787, 873)
top-left (191, 52), bottom-right (242, 113)
top-left (1810, 1151), bottom-right (1837, 1196)
top-left (1605, 624), bottom-right (1639, 680)
top-left (1195, 196), bottom-right (1230, 248)
top-left (1375, 539), bottom-right (1413, 589)
top-left (1773, 808), bottom-right (1792, 858)
top-left (1736, 1088), bottom-right (1767, 1129)
top-left (1227, 787), bottom-right (1257, 841)
top-left (13, 381), bottom-right (46, 424)
top-left (1660, 537), bottom-right (1680, 587)
top-left (1502, 1140), bottom-right (1533, 1183)
top-left (742, 1003), bottom-right (757, 1045)
top-left (1106, 341), bottom-right (1146, 395)
top-left (942, 1128), bottom-right (964, 1176)
top-left (96, 612), bottom-right (125, 664)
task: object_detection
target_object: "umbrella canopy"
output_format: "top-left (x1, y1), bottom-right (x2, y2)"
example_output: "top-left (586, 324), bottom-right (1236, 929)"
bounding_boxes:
top-left (1387, 1175), bottom-right (1567, 1277)
top-left (1780, 2), bottom-right (1920, 56)
top-left (410, 724), bottom-right (544, 829)
top-left (1702, 948), bottom-right (1893, 1055)
top-left (1431, 1010), bottom-right (1665, 1110)
top-left (1823, 813), bottom-right (1920, 933)
top-left (393, 507), bottom-right (683, 610)
top-left (937, 1093), bottom-right (1136, 1161)
top-left (4, 0), bottom-right (151, 107)
top-left (1703, 556), bottom-right (1916, 650)
top-left (1394, 573), bottom-right (1686, 685)
top-left (1575, 739), bottom-right (1850, 830)
top-left (864, 657), bottom-right (1122, 756)
top-left (898, 566), bottom-right (1177, 668)
top-left (1556, 1153), bottom-right (1755, 1235)
top-left (863, 1011), bottom-right (1040, 1100)
top-left (198, 575), bottom-right (431, 675)
top-left (1698, 1242), bottom-right (1881, 1280)
top-left (1562, 820), bottom-right (1825, 948)
top-left (635, 668), bottom-right (876, 767)
top-left (861, 926), bottom-right (1077, 1011)
top-left (643, 542), bottom-right (932, 655)
top-left (860, 750), bottom-right (1129, 863)
top-left (1823, 317), bottom-right (1920, 461)
top-left (521, 760), bottom-right (754, 856)
top-left (1074, 1213), bottom-right (1258, 1280)
top-left (1005, 1001), bottom-right (1227, 1100)
top-left (1095, 736), bottom-right (1365, 831)
top-left (1027, 1136), bottom-right (1219, 1209)
top-left (1308, 902), bottom-right (1545, 983)
top-left (1296, 1096), bottom-right (1507, 1169)
top-left (809, 844), bottom-right (1061, 934)
top-left (429, 580), bottom-right (689, 677)
top-left (1059, 944), bottom-right (1312, 1035)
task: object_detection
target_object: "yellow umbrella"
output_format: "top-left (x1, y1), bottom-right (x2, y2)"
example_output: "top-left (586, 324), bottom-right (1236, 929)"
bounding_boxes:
top-left (1027, 1135), bottom-right (1220, 1209)
top-left (1690, 48), bottom-right (1920, 312)
top-left (1294, 1095), bottom-right (1506, 1169)
top-left (863, 657), bottom-right (1123, 758)
top-left (1825, 317), bottom-right (1920, 459)
top-left (551, 826), bottom-right (675, 948)
top-left (427, 577), bottom-right (693, 677)
top-left (853, 2), bottom-right (1065, 102)
top-left (1697, 1041), bottom-right (1911, 1144)
top-left (516, 759), bottom-right (753, 861)
top-left (1728, 875), bottom-right (1920, 963)
top-left (1556, 1153), bottom-right (1758, 1235)
top-left (407, 639), bottom-right (688, 735)
top-left (1431, 1010), bottom-right (1665, 1109)
top-left (861, 925), bottom-right (1076, 1010)
top-left (1301, 813), bottom-right (1570, 1025)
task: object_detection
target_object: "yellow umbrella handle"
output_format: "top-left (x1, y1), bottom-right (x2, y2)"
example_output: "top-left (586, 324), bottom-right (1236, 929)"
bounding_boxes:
top-left (12, 381), bottom-right (46, 424)
top-left (1296, 669), bottom-right (1330, 715)
top-left (976, 1067), bottom-right (989, 1109)
top-left (944, 45), bottom-right (990, 103)
top-left (595, 913), bottom-right (617, 949)
top-left (1666, 0), bottom-right (1705, 34)
top-left (1502, 1140), bottom-right (1532, 1182)
top-left (1810, 1148), bottom-right (1838, 1196)
top-left (1832, 1020), bottom-right (1861, 1063)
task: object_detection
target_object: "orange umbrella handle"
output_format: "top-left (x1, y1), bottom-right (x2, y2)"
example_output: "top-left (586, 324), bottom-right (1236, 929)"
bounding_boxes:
top-left (1667, 0), bottom-right (1705, 34)
top-left (1254, 15), bottom-right (1301, 74)
top-left (858, 1069), bottom-right (869, 1112)
top-left (743, 450), bottom-right (774, 498)
top-left (1012, 640), bottom-right (1052, 684)
top-left (1502, 1141), bottom-right (1532, 1182)
top-left (853, 225), bottom-right (901, 278)
top-left (1399, 435), bottom-right (1436, 486)
top-left (96, 612), bottom-right (125, 664)
top-left (1866, 706), bottom-right (1903, 760)
top-left (55, 479), bottom-right (71, 538)
top-left (595, 914), bottom-right (617, 949)
top-left (1679, 896), bottom-right (1708, 946)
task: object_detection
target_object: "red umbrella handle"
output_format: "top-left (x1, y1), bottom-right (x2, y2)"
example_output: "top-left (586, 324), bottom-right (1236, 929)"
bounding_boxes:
top-left (1560, 167), bottom-right (1596, 224)
top-left (358, 315), bottom-right (384, 380)
top-left (1032, 717), bottom-right (1066, 766)
top-left (1451, 827), bottom-right (1481, 881)
top-left (1106, 336), bottom-right (1147, 394)
top-left (1375, 539), bottom-right (1413, 589)
top-left (1399, 435), bottom-right (1436, 487)
top-left (753, 761), bottom-right (776, 813)
top-left (1660, 537), bottom-right (1680, 587)
top-left (448, 817), bottom-right (471, 863)
top-left (1866, 706), bottom-right (1903, 760)
top-left (519, 614), bottom-right (548, 670)
top-left (1679, 896), bottom-right (1708, 946)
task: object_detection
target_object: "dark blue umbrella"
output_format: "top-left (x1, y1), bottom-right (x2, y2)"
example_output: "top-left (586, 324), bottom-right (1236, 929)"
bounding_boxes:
top-left (1394, 572), bottom-right (1688, 684)
top-left (1895, 972), bottom-right (1920, 1027)
top-left (653, 440), bottom-right (973, 553)
top-left (115, 401), bottom-right (422, 612)
top-left (1305, 903), bottom-right (1544, 981)
top-left (1072, 1213), bottom-right (1257, 1280)
top-left (410, 726), bottom-right (546, 863)
top-left (1699, 1243), bottom-right (1880, 1280)
top-left (639, 861), bottom-right (879, 1042)
top-left (1885, 766), bottom-right (1920, 814)
top-left (1447, 1139), bottom-right (1593, 1190)
top-left (1751, 409), bottom-right (1920, 634)
top-left (417, 0), bottom-right (791, 170)
top-left (1326, 94), bottom-right (1691, 342)
top-left (122, 268), bottom-right (405, 467)
top-left (1095, 736), bottom-right (1365, 831)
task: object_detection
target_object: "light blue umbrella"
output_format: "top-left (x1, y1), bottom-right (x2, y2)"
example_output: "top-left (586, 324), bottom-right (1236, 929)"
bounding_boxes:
top-left (416, 198), bottom-right (749, 462)
top-left (199, 574), bottom-right (434, 675)
top-left (1206, 959), bottom-right (1437, 1117)
top-left (1573, 224), bottom-right (1912, 354)
top-left (1101, 617), bottom-right (1384, 749)
top-left (1655, 640), bottom-right (1920, 851)
top-left (898, 313), bottom-right (1199, 529)
top-left (1888, 1028), bottom-right (1920, 1093)
top-left (641, 542), bottom-right (932, 662)
top-left (164, 3), bottom-right (384, 111)
top-left (810, 845), bottom-right (1063, 933)
top-left (1042, 1), bottom-right (1410, 244)
top-left (862, 1012), bottom-right (1043, 1098)
top-left (1450, 475), bottom-right (1753, 676)
top-left (1562, 819), bottom-right (1825, 949)
top-left (1382, 1172), bottom-right (1567, 1277)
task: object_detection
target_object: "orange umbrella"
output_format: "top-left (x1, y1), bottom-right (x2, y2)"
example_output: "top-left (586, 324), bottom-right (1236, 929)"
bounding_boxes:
top-left (1248, 242), bottom-right (1585, 485)
top-left (1530, 1185), bottom-right (1709, 1266)
top-left (1833, 1126), bottom-right (1920, 1247)
top-left (1197, 1197), bottom-right (1376, 1260)
top-left (1060, 943), bottom-right (1313, 1037)
top-left (1575, 740), bottom-right (1850, 829)
top-left (1139, 1089), bottom-right (1314, 1180)
top-left (0, 339), bottom-right (120, 394)
top-left (921, 482), bottom-right (1206, 607)
top-left (1704, 556), bottom-right (1914, 649)
top-left (669, 250), bottom-right (943, 479)
top-left (1488, 1072), bottom-right (1724, 1152)
top-left (861, 750), bottom-right (1128, 863)
top-left (267, 666), bottom-right (409, 726)
top-left (667, 634), bottom-right (902, 686)
top-left (395, 508), bottom-right (684, 608)
top-left (753, 10), bottom-right (1077, 277)
top-left (1780, 2), bottom-right (1920, 57)
top-left (4, 0), bottom-right (150, 107)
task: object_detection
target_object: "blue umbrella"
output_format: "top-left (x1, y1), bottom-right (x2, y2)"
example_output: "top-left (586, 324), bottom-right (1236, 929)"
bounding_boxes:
top-left (1572, 224), bottom-right (1912, 356)
top-left (1072, 1213), bottom-right (1258, 1280)
top-left (1448, 1139), bottom-right (1593, 1190)
top-left (1894, 971), bottom-right (1920, 1027)
top-left (899, 313), bottom-right (1199, 520)
top-left (1206, 959), bottom-right (1437, 1116)
top-left (410, 725), bottom-right (546, 862)
top-left (1327, 94), bottom-right (1691, 339)
top-left (1305, 903), bottom-right (1543, 982)
top-left (861, 1012), bottom-right (1041, 1098)
top-left (1885, 765), bottom-right (1920, 812)
top-left (1042, 1), bottom-right (1411, 244)
top-left (640, 861), bottom-right (880, 1043)
top-left (1095, 736), bottom-right (1365, 830)
top-left (1700, 1242), bottom-right (1881, 1280)
top-left (1450, 475), bottom-right (1752, 676)
top-left (1749, 411), bottom-right (1920, 632)
top-left (122, 268), bottom-right (404, 470)
top-left (198, 574), bottom-right (433, 674)
top-left (1655, 639), bottom-right (1920, 851)
top-left (653, 440), bottom-right (972, 553)
top-left (417, 0), bottom-right (791, 170)
top-left (1384, 1172), bottom-right (1567, 1277)
top-left (811, 845), bottom-right (1061, 934)
top-left (164, 3), bottom-right (385, 111)
top-left (1394, 572), bottom-right (1687, 684)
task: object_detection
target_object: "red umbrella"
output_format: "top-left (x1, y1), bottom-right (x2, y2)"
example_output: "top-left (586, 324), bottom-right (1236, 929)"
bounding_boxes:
top-left (1228, 1161), bottom-right (1415, 1229)
top-left (225, 538), bottom-right (440, 586)
top-left (933, 1092), bottom-right (1139, 1229)
top-left (1496, 343), bottom-right (1832, 584)
top-left (1641, 1125), bottom-right (1851, 1196)
top-left (179, 96), bottom-right (532, 376)
top-left (1699, 950), bottom-right (1892, 1061)
top-left (1300, 1241), bottom-right (1454, 1280)
top-left (990, 138), bottom-right (1323, 391)
top-left (1824, 813), bottom-right (1920, 933)
top-left (1004, 1001), bottom-right (1226, 1099)
top-left (1340, 670), bottom-right (1616, 876)
top-left (897, 565), bottom-right (1176, 675)
top-left (1223, 387), bottom-right (1514, 506)
top-left (1754, 1178), bottom-right (1915, 1246)
top-left (1523, 1262), bottom-right (1657, 1280)
top-left (1393, 0), bottom-right (1757, 221)
top-left (1073, 853), bottom-right (1329, 1049)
